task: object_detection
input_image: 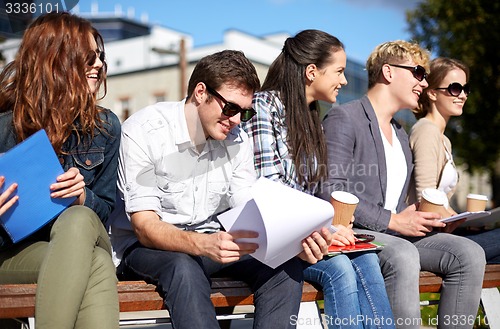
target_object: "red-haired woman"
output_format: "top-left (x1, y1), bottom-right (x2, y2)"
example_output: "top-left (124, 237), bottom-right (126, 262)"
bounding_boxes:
top-left (0, 12), bottom-right (120, 329)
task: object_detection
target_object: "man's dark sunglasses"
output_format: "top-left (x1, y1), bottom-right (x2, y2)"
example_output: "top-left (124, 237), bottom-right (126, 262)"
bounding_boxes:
top-left (87, 50), bottom-right (105, 66)
top-left (434, 82), bottom-right (470, 97)
top-left (205, 85), bottom-right (256, 122)
top-left (388, 63), bottom-right (427, 82)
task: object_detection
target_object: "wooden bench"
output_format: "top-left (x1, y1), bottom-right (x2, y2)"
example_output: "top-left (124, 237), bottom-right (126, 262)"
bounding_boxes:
top-left (1, 265), bottom-right (499, 328)
top-left (418, 264), bottom-right (500, 293)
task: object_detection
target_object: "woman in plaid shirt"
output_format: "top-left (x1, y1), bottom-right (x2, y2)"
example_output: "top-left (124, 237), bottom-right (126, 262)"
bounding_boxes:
top-left (242, 30), bottom-right (394, 328)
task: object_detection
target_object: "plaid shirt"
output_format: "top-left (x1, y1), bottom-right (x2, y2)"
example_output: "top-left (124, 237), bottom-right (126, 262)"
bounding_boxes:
top-left (242, 90), bottom-right (311, 194)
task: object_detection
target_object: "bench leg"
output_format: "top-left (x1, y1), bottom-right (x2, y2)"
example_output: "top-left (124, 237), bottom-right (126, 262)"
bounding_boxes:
top-left (27, 317), bottom-right (35, 329)
top-left (296, 301), bottom-right (324, 328)
top-left (480, 287), bottom-right (500, 328)
top-left (0, 319), bottom-right (30, 329)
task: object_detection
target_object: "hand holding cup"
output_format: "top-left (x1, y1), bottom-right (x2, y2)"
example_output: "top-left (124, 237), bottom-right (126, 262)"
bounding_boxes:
top-left (418, 188), bottom-right (450, 219)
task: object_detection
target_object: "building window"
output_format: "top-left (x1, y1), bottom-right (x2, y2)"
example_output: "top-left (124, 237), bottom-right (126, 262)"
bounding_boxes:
top-left (119, 97), bottom-right (131, 121)
top-left (153, 92), bottom-right (166, 103)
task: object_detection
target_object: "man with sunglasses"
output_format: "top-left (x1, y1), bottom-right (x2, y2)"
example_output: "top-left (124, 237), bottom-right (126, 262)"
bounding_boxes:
top-left (109, 50), bottom-right (304, 329)
top-left (318, 41), bottom-right (485, 328)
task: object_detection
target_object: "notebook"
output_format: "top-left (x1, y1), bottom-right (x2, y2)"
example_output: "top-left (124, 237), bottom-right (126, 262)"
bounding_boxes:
top-left (328, 241), bottom-right (384, 255)
top-left (0, 129), bottom-right (76, 243)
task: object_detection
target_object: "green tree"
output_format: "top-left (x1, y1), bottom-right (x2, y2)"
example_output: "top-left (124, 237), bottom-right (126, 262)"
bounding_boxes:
top-left (407, 0), bottom-right (500, 207)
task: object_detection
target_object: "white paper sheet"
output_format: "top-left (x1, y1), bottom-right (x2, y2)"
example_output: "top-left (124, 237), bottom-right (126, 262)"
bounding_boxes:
top-left (218, 177), bottom-right (333, 268)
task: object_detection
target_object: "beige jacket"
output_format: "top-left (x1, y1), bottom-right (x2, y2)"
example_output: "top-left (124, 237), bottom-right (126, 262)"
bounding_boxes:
top-left (409, 118), bottom-right (455, 201)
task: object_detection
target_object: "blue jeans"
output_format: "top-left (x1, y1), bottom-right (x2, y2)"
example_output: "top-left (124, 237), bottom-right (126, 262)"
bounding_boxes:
top-left (357, 229), bottom-right (486, 329)
top-left (456, 228), bottom-right (500, 264)
top-left (119, 245), bottom-right (303, 329)
top-left (303, 252), bottom-right (394, 329)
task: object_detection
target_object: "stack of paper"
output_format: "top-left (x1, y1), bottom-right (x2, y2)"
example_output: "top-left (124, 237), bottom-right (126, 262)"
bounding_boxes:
top-left (218, 177), bottom-right (333, 268)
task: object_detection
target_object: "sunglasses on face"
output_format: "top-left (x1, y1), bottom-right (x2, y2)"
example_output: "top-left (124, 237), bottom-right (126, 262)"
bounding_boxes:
top-left (434, 82), bottom-right (470, 97)
top-left (388, 63), bottom-right (427, 82)
top-left (205, 85), bottom-right (256, 122)
top-left (87, 50), bottom-right (105, 66)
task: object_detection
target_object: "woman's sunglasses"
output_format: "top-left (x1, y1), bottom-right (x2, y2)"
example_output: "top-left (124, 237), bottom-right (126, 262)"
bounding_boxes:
top-left (388, 64), bottom-right (428, 82)
top-left (87, 50), bottom-right (105, 66)
top-left (205, 85), bottom-right (256, 122)
top-left (434, 82), bottom-right (470, 97)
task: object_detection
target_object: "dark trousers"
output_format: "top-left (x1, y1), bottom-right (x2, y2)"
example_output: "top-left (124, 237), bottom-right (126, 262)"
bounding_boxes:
top-left (118, 245), bottom-right (303, 329)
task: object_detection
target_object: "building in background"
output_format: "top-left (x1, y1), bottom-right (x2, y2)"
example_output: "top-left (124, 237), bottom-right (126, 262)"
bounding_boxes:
top-left (0, 6), bottom-right (369, 122)
top-left (82, 12), bottom-right (370, 122)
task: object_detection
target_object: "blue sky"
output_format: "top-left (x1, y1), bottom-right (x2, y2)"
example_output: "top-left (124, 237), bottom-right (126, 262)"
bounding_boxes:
top-left (74, 0), bottom-right (421, 64)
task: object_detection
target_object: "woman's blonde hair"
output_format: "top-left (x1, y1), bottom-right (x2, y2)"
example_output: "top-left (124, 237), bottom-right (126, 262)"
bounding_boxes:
top-left (366, 40), bottom-right (430, 89)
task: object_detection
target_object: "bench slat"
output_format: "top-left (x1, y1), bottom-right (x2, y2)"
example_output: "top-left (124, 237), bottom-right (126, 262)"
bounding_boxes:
top-left (418, 264), bottom-right (500, 293)
top-left (0, 284), bottom-right (36, 318)
top-left (1, 265), bottom-right (499, 319)
top-left (419, 271), bottom-right (444, 293)
top-left (484, 264), bottom-right (500, 288)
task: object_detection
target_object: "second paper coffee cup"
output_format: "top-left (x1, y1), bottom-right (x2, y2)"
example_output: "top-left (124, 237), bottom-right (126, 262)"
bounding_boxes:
top-left (330, 191), bottom-right (359, 227)
top-left (419, 188), bottom-right (450, 218)
top-left (466, 194), bottom-right (488, 212)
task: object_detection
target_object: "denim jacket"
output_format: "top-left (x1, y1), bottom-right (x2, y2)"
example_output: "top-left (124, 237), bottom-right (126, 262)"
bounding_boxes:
top-left (0, 108), bottom-right (121, 248)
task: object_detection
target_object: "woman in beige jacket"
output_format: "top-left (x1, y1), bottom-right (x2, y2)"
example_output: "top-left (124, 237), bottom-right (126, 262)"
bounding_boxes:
top-left (409, 57), bottom-right (499, 264)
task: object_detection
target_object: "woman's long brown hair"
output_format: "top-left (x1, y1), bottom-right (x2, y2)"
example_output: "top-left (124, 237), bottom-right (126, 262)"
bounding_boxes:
top-left (0, 12), bottom-right (107, 154)
top-left (262, 29), bottom-right (344, 191)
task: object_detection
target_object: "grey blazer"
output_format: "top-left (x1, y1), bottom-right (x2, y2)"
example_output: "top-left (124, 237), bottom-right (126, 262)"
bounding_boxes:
top-left (318, 95), bottom-right (414, 233)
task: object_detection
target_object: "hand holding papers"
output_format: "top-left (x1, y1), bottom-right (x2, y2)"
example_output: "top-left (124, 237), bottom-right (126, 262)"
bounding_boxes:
top-left (0, 130), bottom-right (76, 243)
top-left (218, 177), bottom-right (333, 268)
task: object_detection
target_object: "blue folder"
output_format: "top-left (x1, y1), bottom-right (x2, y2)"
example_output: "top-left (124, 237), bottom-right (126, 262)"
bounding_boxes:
top-left (0, 129), bottom-right (76, 243)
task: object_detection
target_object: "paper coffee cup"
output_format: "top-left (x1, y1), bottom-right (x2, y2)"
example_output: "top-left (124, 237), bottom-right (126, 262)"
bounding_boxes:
top-left (330, 191), bottom-right (359, 226)
top-left (419, 188), bottom-right (450, 218)
top-left (466, 194), bottom-right (488, 212)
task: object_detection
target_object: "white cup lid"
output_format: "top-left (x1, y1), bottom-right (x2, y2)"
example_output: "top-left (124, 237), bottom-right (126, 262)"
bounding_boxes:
top-left (331, 191), bottom-right (359, 204)
top-left (421, 188), bottom-right (447, 205)
top-left (467, 193), bottom-right (488, 201)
